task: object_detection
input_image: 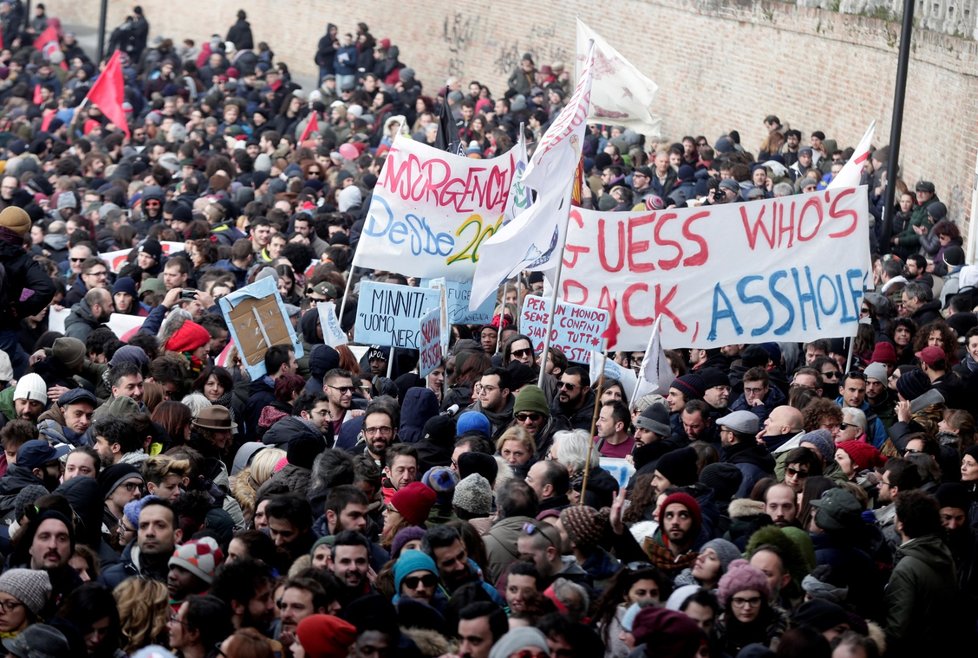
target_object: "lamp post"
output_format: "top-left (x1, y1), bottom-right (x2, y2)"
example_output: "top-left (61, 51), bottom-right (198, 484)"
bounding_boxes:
top-left (880, 0), bottom-right (915, 250)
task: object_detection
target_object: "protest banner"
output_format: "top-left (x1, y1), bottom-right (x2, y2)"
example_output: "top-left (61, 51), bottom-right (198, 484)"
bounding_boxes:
top-left (317, 301), bottom-right (348, 347)
top-left (418, 307), bottom-right (442, 378)
top-left (423, 278), bottom-right (497, 325)
top-left (354, 281), bottom-right (438, 349)
top-left (558, 187), bottom-right (872, 350)
top-left (354, 136), bottom-right (526, 280)
top-left (101, 241), bottom-right (186, 274)
top-left (48, 307), bottom-right (69, 333)
top-left (520, 295), bottom-right (610, 364)
top-left (107, 313), bottom-right (145, 339)
top-left (218, 277), bottom-right (303, 379)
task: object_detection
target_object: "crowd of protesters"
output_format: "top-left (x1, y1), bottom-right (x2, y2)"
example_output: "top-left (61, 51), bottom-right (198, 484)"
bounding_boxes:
top-left (0, 3), bottom-right (973, 658)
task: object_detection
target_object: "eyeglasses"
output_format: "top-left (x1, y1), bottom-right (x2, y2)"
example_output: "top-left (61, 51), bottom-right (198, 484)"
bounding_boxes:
top-left (168, 613), bottom-right (186, 625)
top-left (559, 381), bottom-right (578, 390)
top-left (85, 270), bottom-right (108, 277)
top-left (70, 257), bottom-right (87, 262)
top-left (744, 386), bottom-right (766, 395)
top-left (0, 599), bottom-right (23, 613)
top-left (522, 522), bottom-right (556, 549)
top-left (625, 561), bottom-right (653, 571)
top-left (364, 426), bottom-right (393, 437)
top-left (145, 200), bottom-right (161, 206)
top-left (515, 412), bottom-right (543, 423)
top-left (512, 348), bottom-right (533, 358)
top-left (328, 385), bottom-right (355, 394)
top-left (785, 467), bottom-right (809, 477)
top-left (821, 371), bottom-right (840, 379)
top-left (731, 595), bottom-right (763, 608)
top-left (840, 423), bottom-right (855, 430)
top-left (403, 574), bottom-right (438, 589)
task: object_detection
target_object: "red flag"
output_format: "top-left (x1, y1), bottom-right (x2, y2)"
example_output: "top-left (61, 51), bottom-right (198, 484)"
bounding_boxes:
top-left (34, 24), bottom-right (59, 51)
top-left (32, 84), bottom-right (42, 105)
top-left (41, 108), bottom-right (57, 132)
top-left (84, 51), bottom-right (129, 137)
top-left (299, 112), bottom-right (319, 142)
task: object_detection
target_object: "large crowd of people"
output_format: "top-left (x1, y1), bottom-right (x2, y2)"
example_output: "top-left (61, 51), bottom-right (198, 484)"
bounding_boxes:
top-left (0, 3), bottom-right (973, 658)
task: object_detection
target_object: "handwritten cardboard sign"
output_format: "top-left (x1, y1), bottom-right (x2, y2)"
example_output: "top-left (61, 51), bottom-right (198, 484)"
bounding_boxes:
top-left (218, 277), bottom-right (303, 379)
top-left (354, 281), bottom-right (438, 349)
top-left (418, 308), bottom-right (442, 378)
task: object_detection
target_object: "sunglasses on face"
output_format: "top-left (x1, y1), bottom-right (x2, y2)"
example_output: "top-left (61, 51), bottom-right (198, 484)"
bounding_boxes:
top-left (512, 348), bottom-right (533, 358)
top-left (402, 574), bottom-right (438, 589)
top-left (515, 412), bottom-right (542, 423)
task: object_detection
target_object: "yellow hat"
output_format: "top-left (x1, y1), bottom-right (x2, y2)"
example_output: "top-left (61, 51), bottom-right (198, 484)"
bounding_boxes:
top-left (0, 206), bottom-right (30, 235)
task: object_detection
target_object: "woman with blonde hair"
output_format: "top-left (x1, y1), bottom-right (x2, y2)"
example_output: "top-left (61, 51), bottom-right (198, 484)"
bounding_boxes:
top-left (496, 425), bottom-right (534, 478)
top-left (113, 578), bottom-right (169, 653)
top-left (231, 447), bottom-right (286, 523)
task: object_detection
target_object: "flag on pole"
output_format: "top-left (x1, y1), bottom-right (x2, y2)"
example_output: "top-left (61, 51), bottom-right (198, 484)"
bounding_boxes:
top-left (468, 42), bottom-right (596, 310)
top-left (632, 316), bottom-right (673, 402)
top-left (83, 50), bottom-right (130, 138)
top-left (576, 19), bottom-right (661, 137)
top-left (34, 24), bottom-right (59, 52)
top-left (299, 112), bottom-right (319, 142)
top-left (434, 91), bottom-right (463, 155)
top-left (828, 120), bottom-right (876, 190)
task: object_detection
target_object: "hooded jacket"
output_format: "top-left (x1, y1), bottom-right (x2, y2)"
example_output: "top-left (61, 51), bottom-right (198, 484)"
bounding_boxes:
top-left (399, 388), bottom-right (439, 444)
top-left (64, 297), bottom-right (104, 341)
top-left (0, 236), bottom-right (56, 331)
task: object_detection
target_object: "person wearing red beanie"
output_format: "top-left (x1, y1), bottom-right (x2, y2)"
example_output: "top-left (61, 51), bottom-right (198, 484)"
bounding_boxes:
top-left (295, 614), bottom-right (357, 658)
top-left (389, 482), bottom-right (437, 526)
top-left (642, 492), bottom-right (702, 577)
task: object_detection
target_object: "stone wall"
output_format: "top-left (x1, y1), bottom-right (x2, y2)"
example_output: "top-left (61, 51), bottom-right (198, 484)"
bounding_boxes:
top-left (43, 0), bottom-right (978, 229)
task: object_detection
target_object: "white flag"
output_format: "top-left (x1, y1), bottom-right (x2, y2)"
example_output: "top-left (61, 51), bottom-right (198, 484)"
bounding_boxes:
top-left (469, 42), bottom-right (596, 311)
top-left (317, 301), bottom-right (348, 347)
top-left (828, 120), bottom-right (876, 190)
top-left (631, 316), bottom-right (673, 403)
top-left (576, 19), bottom-right (661, 137)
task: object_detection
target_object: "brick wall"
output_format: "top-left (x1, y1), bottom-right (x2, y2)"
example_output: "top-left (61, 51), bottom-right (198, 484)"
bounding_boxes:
top-left (43, 0), bottom-right (978, 233)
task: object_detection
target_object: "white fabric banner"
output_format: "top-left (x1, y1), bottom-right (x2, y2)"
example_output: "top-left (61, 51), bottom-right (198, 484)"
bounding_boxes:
top-left (576, 19), bottom-right (661, 137)
top-left (634, 316), bottom-right (673, 399)
top-left (354, 136), bottom-right (526, 280)
top-left (557, 187), bottom-right (872, 350)
top-left (469, 43), bottom-right (596, 309)
top-left (829, 121), bottom-right (876, 190)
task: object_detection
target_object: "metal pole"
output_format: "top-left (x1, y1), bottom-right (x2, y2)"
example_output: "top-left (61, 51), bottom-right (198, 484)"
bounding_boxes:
top-left (97, 0), bottom-right (108, 62)
top-left (881, 0), bottom-right (915, 252)
top-left (536, 180), bottom-right (575, 389)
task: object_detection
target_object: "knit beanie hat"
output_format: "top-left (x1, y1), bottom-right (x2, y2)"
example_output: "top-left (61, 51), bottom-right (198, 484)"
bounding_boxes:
top-left (800, 564), bottom-right (849, 604)
top-left (165, 321), bottom-right (211, 353)
top-left (559, 505), bottom-right (608, 550)
top-left (791, 599), bottom-right (850, 633)
top-left (287, 434), bottom-right (327, 470)
top-left (799, 429), bottom-right (835, 464)
top-left (664, 584), bottom-right (700, 612)
top-left (698, 463), bottom-right (743, 501)
top-left (896, 368), bottom-right (931, 401)
top-left (168, 537), bottom-right (225, 584)
top-left (13, 485), bottom-right (48, 522)
top-left (452, 473), bottom-right (492, 516)
top-left (421, 466), bottom-right (459, 505)
top-left (836, 440), bottom-right (884, 472)
top-left (457, 451), bottom-right (498, 485)
top-left (630, 607), bottom-right (706, 658)
top-left (13, 373), bottom-right (47, 403)
top-left (421, 415), bottom-right (456, 446)
top-left (0, 568), bottom-right (51, 615)
top-left (391, 482), bottom-right (437, 526)
top-left (699, 538), bottom-right (742, 575)
top-left (0, 206), bottom-right (31, 235)
top-left (870, 341), bottom-right (898, 365)
top-left (97, 463), bottom-right (144, 501)
top-left (390, 526), bottom-right (427, 558)
top-left (393, 550), bottom-right (438, 592)
top-left (695, 367), bottom-right (726, 391)
top-left (296, 614), bottom-right (357, 658)
top-left (52, 337), bottom-right (86, 371)
top-left (670, 374), bottom-right (705, 400)
top-left (862, 362), bottom-right (888, 383)
top-left (717, 559), bottom-right (770, 605)
top-left (456, 411), bottom-right (491, 438)
top-left (936, 482), bottom-right (970, 511)
top-left (109, 345), bottom-right (150, 369)
top-left (513, 385), bottom-right (550, 416)
top-left (488, 628), bottom-right (550, 658)
top-left (658, 492), bottom-right (702, 529)
top-left (655, 447), bottom-right (698, 486)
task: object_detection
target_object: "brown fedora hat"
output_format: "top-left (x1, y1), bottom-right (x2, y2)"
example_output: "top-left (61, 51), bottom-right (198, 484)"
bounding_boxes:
top-left (192, 405), bottom-right (238, 431)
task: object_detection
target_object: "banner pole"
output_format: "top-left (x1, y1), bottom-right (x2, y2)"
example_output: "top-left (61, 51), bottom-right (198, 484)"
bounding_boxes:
top-left (338, 252), bottom-right (358, 334)
top-left (579, 341), bottom-right (606, 505)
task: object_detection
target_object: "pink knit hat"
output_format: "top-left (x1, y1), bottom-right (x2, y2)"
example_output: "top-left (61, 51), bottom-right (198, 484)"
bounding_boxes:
top-left (717, 559), bottom-right (770, 605)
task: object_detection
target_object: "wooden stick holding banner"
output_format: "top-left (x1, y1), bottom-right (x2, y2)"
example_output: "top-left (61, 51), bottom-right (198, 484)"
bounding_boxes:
top-left (495, 280), bottom-right (508, 355)
top-left (579, 340), bottom-right (606, 506)
top-left (337, 257), bottom-right (357, 337)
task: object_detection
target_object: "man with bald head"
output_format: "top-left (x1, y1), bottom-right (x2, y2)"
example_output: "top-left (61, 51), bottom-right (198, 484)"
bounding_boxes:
top-left (760, 406), bottom-right (804, 452)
